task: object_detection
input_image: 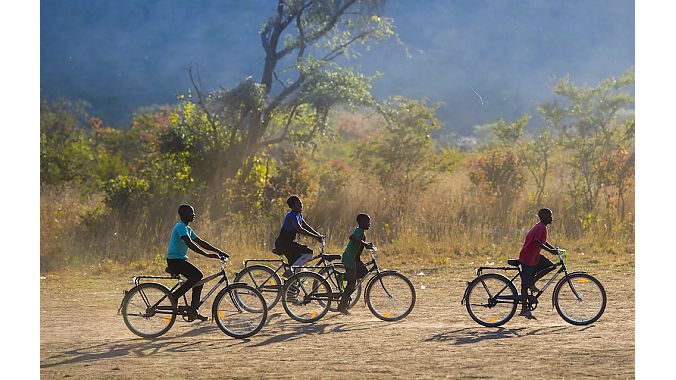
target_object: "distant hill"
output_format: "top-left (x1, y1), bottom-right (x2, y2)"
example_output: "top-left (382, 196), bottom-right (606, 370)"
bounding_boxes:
top-left (40, 0), bottom-right (634, 134)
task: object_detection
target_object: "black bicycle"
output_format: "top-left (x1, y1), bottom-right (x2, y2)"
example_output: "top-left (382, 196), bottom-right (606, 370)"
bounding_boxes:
top-left (280, 244), bottom-right (416, 323)
top-left (119, 256), bottom-right (268, 339)
top-left (461, 249), bottom-right (606, 327)
top-left (234, 243), bottom-right (362, 311)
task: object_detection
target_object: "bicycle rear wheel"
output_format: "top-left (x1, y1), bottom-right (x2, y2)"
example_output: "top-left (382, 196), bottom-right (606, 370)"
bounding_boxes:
top-left (317, 265), bottom-right (361, 311)
top-left (282, 272), bottom-right (332, 323)
top-left (235, 265), bottom-right (282, 310)
top-left (553, 273), bottom-right (607, 325)
top-left (465, 273), bottom-right (518, 327)
top-left (212, 283), bottom-right (268, 339)
top-left (121, 282), bottom-right (176, 338)
top-left (365, 271), bottom-right (416, 321)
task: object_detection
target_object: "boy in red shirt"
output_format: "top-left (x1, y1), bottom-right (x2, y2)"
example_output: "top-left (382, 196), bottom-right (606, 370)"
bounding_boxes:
top-left (518, 208), bottom-right (559, 319)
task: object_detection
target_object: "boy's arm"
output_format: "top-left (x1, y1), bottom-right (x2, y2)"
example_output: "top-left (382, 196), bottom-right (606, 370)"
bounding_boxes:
top-left (533, 240), bottom-right (558, 254)
top-left (181, 235), bottom-right (220, 258)
top-left (291, 218), bottom-right (323, 241)
top-left (301, 221), bottom-right (322, 237)
top-left (349, 233), bottom-right (372, 249)
top-left (543, 241), bottom-right (557, 250)
top-left (194, 236), bottom-right (229, 258)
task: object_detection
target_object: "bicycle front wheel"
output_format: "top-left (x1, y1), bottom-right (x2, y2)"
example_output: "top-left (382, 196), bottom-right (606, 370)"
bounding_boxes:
top-left (121, 282), bottom-right (176, 338)
top-left (282, 272), bottom-right (332, 323)
top-left (235, 265), bottom-right (282, 310)
top-left (365, 272), bottom-right (416, 321)
top-left (465, 273), bottom-right (518, 327)
top-left (553, 273), bottom-right (607, 325)
top-left (212, 283), bottom-right (268, 339)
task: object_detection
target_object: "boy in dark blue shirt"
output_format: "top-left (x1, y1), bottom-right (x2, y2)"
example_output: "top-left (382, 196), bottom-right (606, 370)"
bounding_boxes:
top-left (275, 196), bottom-right (324, 276)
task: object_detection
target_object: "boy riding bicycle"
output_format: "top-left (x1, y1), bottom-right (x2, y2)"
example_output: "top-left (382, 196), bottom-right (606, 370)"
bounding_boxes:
top-left (274, 196), bottom-right (324, 277)
top-left (166, 204), bottom-right (228, 321)
top-left (518, 208), bottom-right (560, 320)
top-left (337, 213), bottom-right (373, 315)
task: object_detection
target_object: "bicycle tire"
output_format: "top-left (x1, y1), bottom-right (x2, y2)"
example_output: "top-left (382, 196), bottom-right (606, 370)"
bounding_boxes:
top-left (317, 265), bottom-right (362, 311)
top-left (553, 272), bottom-right (607, 325)
top-left (464, 273), bottom-right (518, 327)
top-left (281, 271), bottom-right (332, 323)
top-left (235, 265), bottom-right (282, 310)
top-left (121, 282), bottom-right (176, 339)
top-left (212, 283), bottom-right (268, 339)
top-left (365, 271), bottom-right (416, 321)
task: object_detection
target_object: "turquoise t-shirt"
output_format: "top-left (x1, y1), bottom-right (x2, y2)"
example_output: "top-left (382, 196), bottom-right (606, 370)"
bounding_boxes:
top-left (166, 221), bottom-right (198, 260)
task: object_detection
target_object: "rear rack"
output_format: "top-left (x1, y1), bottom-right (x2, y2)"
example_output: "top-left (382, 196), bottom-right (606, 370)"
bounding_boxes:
top-left (475, 266), bottom-right (519, 276)
top-left (132, 274), bottom-right (180, 287)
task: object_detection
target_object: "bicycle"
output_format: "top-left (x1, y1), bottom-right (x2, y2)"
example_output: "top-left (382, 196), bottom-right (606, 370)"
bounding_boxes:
top-left (461, 249), bottom-right (606, 327)
top-left (119, 256), bottom-right (268, 339)
top-left (280, 244), bottom-right (416, 323)
top-left (234, 242), bottom-right (361, 311)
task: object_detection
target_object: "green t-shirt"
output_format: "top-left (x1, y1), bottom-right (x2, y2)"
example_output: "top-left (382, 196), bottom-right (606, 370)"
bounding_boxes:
top-left (341, 227), bottom-right (365, 269)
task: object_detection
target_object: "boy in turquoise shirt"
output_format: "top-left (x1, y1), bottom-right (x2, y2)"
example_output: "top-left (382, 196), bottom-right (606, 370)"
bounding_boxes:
top-left (166, 204), bottom-right (228, 321)
top-left (337, 213), bottom-right (373, 314)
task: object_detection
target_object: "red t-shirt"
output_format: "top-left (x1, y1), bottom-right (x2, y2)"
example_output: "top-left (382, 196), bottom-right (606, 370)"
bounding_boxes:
top-left (518, 222), bottom-right (548, 266)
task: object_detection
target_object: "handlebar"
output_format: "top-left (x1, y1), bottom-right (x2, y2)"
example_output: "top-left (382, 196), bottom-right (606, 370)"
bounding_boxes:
top-left (219, 255), bottom-right (229, 271)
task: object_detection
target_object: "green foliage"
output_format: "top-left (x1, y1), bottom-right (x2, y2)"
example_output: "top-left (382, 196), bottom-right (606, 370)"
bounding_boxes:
top-left (357, 97), bottom-right (456, 199)
top-left (103, 175), bottom-right (151, 209)
top-left (266, 148), bottom-right (318, 201)
top-left (539, 68), bottom-right (634, 215)
top-left (491, 114), bottom-right (528, 146)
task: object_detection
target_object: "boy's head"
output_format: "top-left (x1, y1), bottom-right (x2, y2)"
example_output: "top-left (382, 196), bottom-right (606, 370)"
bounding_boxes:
top-left (287, 195), bottom-right (303, 213)
top-left (357, 213), bottom-right (371, 230)
top-left (538, 208), bottom-right (553, 225)
top-left (178, 204), bottom-right (195, 223)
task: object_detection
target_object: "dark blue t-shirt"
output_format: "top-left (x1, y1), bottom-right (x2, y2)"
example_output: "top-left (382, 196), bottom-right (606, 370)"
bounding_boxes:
top-left (281, 210), bottom-right (303, 231)
top-left (277, 210), bottom-right (303, 244)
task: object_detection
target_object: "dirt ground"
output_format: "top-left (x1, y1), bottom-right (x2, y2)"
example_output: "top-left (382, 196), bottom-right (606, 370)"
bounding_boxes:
top-left (40, 260), bottom-right (634, 379)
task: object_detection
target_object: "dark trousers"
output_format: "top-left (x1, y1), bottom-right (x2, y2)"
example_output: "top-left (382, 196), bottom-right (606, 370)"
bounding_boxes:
top-left (275, 240), bottom-right (313, 266)
top-left (338, 268), bottom-right (357, 310)
top-left (167, 259), bottom-right (204, 307)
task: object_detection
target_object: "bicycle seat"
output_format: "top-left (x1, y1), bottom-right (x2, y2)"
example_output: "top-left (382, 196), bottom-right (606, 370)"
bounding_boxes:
top-left (507, 259), bottom-right (520, 267)
top-left (321, 254), bottom-right (342, 262)
top-left (164, 266), bottom-right (180, 277)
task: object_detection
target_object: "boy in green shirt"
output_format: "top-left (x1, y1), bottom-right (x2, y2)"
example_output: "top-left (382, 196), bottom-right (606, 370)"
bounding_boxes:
top-left (337, 213), bottom-right (373, 314)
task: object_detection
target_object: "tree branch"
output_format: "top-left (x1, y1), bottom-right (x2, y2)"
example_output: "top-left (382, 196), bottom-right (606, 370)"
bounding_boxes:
top-left (261, 104), bottom-right (299, 146)
top-left (188, 65), bottom-right (220, 146)
top-left (275, 0), bottom-right (359, 61)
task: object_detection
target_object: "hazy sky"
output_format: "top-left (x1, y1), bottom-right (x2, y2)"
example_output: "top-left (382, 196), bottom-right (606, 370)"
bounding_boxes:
top-left (40, 0), bottom-right (635, 134)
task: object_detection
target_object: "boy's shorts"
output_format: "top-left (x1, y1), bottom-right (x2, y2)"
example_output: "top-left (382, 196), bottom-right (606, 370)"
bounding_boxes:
top-left (342, 256), bottom-right (368, 280)
top-left (520, 255), bottom-right (555, 288)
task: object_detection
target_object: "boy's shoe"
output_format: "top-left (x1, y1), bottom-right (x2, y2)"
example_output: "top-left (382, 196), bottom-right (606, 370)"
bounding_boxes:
top-left (186, 307), bottom-right (209, 322)
top-left (337, 306), bottom-right (351, 315)
top-left (283, 268), bottom-right (294, 279)
top-left (519, 310), bottom-right (537, 320)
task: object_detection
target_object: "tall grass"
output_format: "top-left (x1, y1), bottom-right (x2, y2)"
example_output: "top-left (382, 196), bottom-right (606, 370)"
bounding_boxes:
top-left (40, 162), bottom-right (634, 273)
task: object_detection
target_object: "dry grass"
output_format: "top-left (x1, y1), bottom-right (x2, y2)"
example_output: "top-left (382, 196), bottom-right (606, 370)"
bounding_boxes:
top-left (40, 163), bottom-right (634, 274)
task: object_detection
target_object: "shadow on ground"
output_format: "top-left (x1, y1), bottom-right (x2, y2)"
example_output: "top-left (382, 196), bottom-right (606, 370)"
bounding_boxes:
top-left (424, 325), bottom-right (594, 345)
top-left (40, 311), bottom-right (400, 369)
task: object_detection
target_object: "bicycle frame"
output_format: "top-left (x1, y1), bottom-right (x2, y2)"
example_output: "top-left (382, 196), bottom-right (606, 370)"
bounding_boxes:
top-left (462, 253), bottom-right (583, 307)
top-left (297, 246), bottom-right (390, 301)
top-left (124, 258), bottom-right (242, 316)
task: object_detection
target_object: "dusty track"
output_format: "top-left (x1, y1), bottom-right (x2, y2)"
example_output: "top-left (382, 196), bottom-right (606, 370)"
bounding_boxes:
top-left (41, 261), bottom-right (634, 379)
